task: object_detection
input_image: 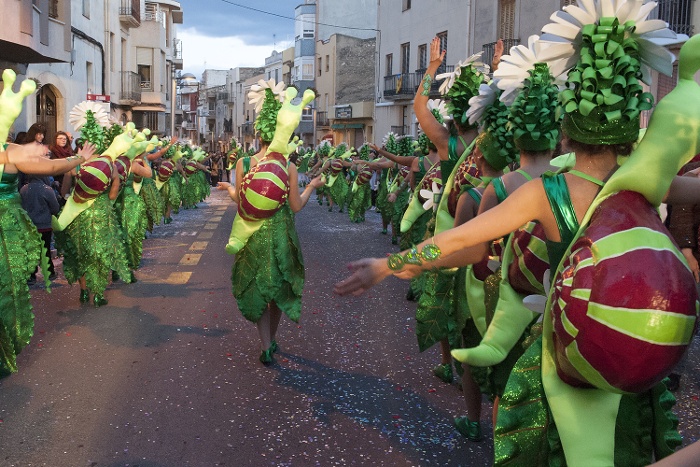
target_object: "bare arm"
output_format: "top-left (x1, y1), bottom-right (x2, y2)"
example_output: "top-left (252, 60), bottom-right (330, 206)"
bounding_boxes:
top-left (146, 136), bottom-right (177, 161)
top-left (6, 143), bottom-right (97, 175)
top-left (287, 164), bottom-right (325, 212)
top-left (108, 176), bottom-right (121, 201)
top-left (414, 37), bottom-right (450, 160)
top-left (216, 181), bottom-right (236, 201)
top-left (369, 143), bottom-right (416, 167)
top-left (335, 180), bottom-right (546, 295)
top-left (130, 159), bottom-right (153, 178)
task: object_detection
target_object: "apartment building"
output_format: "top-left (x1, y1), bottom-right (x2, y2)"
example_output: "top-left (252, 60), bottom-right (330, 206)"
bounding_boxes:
top-left (316, 34), bottom-right (376, 148)
top-left (1, 0), bottom-right (183, 142)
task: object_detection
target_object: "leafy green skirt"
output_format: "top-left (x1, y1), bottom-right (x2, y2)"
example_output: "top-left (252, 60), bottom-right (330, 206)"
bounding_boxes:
top-left (231, 204), bottom-right (304, 323)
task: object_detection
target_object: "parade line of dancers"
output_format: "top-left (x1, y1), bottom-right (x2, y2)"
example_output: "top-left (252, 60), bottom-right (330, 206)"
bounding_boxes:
top-left (4, 0), bottom-right (700, 464)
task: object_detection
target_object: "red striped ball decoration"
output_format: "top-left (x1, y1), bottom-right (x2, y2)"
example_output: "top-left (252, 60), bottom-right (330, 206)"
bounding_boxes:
top-left (72, 156), bottom-right (113, 203)
top-left (356, 166), bottom-right (372, 185)
top-left (158, 160), bottom-right (175, 182)
top-left (507, 222), bottom-right (549, 296)
top-left (183, 160), bottom-right (198, 175)
top-left (550, 190), bottom-right (698, 393)
top-left (238, 152), bottom-right (290, 221)
top-left (330, 159), bottom-right (343, 175)
top-left (448, 162), bottom-right (480, 218)
top-left (114, 155), bottom-right (132, 184)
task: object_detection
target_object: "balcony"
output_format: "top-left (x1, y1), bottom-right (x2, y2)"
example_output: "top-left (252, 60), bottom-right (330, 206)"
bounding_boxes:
top-left (482, 39), bottom-right (521, 73)
top-left (242, 122), bottom-right (254, 135)
top-left (383, 66), bottom-right (454, 99)
top-left (119, 0), bottom-right (141, 28)
top-left (172, 38), bottom-right (183, 70)
top-left (316, 111), bottom-right (329, 127)
top-left (120, 71), bottom-right (141, 104)
top-left (655, 0), bottom-right (694, 35)
top-left (217, 92), bottom-right (229, 101)
top-left (391, 125), bottom-right (409, 136)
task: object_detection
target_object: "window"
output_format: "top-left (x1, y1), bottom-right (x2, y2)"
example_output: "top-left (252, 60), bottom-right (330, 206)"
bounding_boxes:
top-left (418, 44), bottom-right (427, 71)
top-left (402, 0), bottom-right (411, 11)
top-left (325, 55), bottom-right (330, 72)
top-left (110, 33), bottom-right (116, 72)
top-left (301, 107), bottom-right (313, 121)
top-left (499, 0), bottom-right (516, 40)
top-left (436, 31), bottom-right (448, 73)
top-left (302, 63), bottom-right (314, 80)
top-left (138, 65), bottom-right (152, 90)
top-left (318, 57), bottom-right (322, 76)
top-left (401, 43), bottom-right (410, 75)
top-left (82, 0), bottom-right (90, 18)
top-left (86, 61), bottom-right (94, 94)
top-left (560, 0), bottom-right (576, 6)
top-left (49, 0), bottom-right (59, 19)
top-left (386, 53), bottom-right (393, 76)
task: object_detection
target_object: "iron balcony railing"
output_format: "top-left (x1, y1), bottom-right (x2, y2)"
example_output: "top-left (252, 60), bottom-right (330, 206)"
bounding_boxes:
top-left (119, 0), bottom-right (141, 24)
top-left (655, 0), bottom-right (694, 35)
top-left (316, 111), bottom-right (329, 126)
top-left (120, 71), bottom-right (141, 102)
top-left (383, 66), bottom-right (454, 99)
top-left (390, 125), bottom-right (410, 136)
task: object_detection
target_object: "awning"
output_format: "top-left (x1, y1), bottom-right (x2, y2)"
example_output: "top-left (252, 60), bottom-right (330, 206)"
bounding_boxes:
top-left (331, 123), bottom-right (364, 129)
top-left (0, 40), bottom-right (66, 64)
top-left (132, 105), bottom-right (166, 112)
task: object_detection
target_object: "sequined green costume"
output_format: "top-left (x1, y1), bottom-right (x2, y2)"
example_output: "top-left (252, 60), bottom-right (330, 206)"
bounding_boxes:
top-left (0, 169), bottom-right (47, 376)
top-left (55, 191), bottom-right (130, 296)
top-left (116, 174), bottom-right (148, 270)
top-left (231, 159), bottom-right (305, 323)
top-left (139, 176), bottom-right (164, 232)
top-left (494, 174), bottom-right (681, 465)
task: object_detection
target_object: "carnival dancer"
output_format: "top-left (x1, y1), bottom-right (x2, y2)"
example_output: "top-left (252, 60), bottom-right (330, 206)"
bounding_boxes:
top-left (0, 70), bottom-right (100, 376)
top-left (139, 136), bottom-right (177, 232)
top-left (337, 6), bottom-right (700, 464)
top-left (309, 140), bottom-right (332, 206)
top-left (222, 80), bottom-right (324, 365)
top-left (347, 144), bottom-right (374, 223)
top-left (407, 41), bottom-right (491, 386)
top-left (53, 110), bottom-right (149, 307)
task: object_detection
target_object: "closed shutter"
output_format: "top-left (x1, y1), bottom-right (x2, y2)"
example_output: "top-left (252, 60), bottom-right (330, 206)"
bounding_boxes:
top-left (499, 0), bottom-right (516, 40)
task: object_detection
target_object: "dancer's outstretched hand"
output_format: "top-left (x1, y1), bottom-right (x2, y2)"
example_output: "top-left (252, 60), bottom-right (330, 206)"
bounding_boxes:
top-left (334, 257), bottom-right (392, 296)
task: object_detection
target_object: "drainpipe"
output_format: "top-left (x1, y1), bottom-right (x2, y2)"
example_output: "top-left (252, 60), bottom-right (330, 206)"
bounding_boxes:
top-left (71, 26), bottom-right (105, 94)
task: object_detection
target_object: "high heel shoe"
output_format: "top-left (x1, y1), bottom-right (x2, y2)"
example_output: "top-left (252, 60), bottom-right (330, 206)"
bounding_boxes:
top-left (79, 289), bottom-right (90, 304)
top-left (259, 347), bottom-right (275, 365)
top-left (93, 294), bottom-right (108, 307)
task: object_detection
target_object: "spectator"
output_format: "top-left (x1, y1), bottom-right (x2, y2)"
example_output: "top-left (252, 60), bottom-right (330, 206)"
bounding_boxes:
top-left (20, 175), bottom-right (60, 283)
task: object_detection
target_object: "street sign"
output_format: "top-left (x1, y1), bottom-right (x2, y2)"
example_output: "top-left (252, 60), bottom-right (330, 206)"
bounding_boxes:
top-left (335, 105), bottom-right (352, 119)
top-left (87, 93), bottom-right (111, 102)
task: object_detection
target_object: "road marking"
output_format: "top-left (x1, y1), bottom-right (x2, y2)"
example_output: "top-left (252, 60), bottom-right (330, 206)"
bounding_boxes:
top-left (210, 216), bottom-right (222, 222)
top-left (143, 239), bottom-right (190, 250)
top-left (180, 254), bottom-right (201, 265)
top-left (204, 223), bottom-right (218, 230)
top-left (190, 241), bottom-right (208, 251)
top-left (138, 271), bottom-right (192, 285)
top-left (197, 231), bottom-right (213, 240)
top-left (180, 231), bottom-right (198, 236)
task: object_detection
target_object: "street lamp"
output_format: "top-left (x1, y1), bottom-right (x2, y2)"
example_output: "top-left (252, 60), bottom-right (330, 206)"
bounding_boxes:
top-left (170, 71), bottom-right (198, 137)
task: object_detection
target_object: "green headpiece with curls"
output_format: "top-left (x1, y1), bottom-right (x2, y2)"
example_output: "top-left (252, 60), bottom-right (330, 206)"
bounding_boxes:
top-left (471, 84), bottom-right (518, 170)
top-left (396, 134), bottom-right (415, 158)
top-left (255, 88), bottom-right (283, 143)
top-left (358, 143), bottom-right (370, 161)
top-left (80, 110), bottom-right (106, 153)
top-left (316, 140), bottom-right (332, 158)
top-left (510, 63), bottom-right (561, 151)
top-left (559, 18), bottom-right (653, 145)
top-left (103, 123), bottom-right (125, 149)
top-left (444, 66), bottom-right (484, 130)
top-left (383, 132), bottom-right (399, 155)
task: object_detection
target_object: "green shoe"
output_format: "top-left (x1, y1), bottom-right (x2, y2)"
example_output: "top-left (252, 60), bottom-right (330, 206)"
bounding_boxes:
top-left (93, 294), bottom-right (108, 307)
top-left (432, 363), bottom-right (453, 383)
top-left (271, 340), bottom-right (279, 353)
top-left (391, 236), bottom-right (398, 245)
top-left (454, 416), bottom-right (483, 442)
top-left (164, 217), bottom-right (173, 224)
top-left (79, 289), bottom-right (90, 304)
top-left (381, 228), bottom-right (387, 235)
top-left (259, 347), bottom-right (275, 365)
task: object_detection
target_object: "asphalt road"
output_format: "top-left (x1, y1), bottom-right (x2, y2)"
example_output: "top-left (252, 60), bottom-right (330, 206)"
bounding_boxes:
top-left (1, 189), bottom-right (699, 466)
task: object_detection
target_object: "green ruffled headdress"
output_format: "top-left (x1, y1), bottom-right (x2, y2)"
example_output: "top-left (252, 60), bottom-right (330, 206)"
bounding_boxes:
top-left (437, 54), bottom-right (489, 129)
top-left (69, 101), bottom-right (111, 154)
top-left (316, 139), bottom-right (332, 158)
top-left (358, 143), bottom-right (370, 161)
top-left (466, 82), bottom-right (518, 170)
top-left (248, 78), bottom-right (285, 143)
top-left (494, 35), bottom-right (568, 152)
top-left (539, 0), bottom-right (682, 145)
top-left (382, 131), bottom-right (400, 154)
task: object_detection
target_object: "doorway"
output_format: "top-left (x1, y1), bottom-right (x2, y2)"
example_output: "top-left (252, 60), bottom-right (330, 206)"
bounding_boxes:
top-left (36, 85), bottom-right (58, 142)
